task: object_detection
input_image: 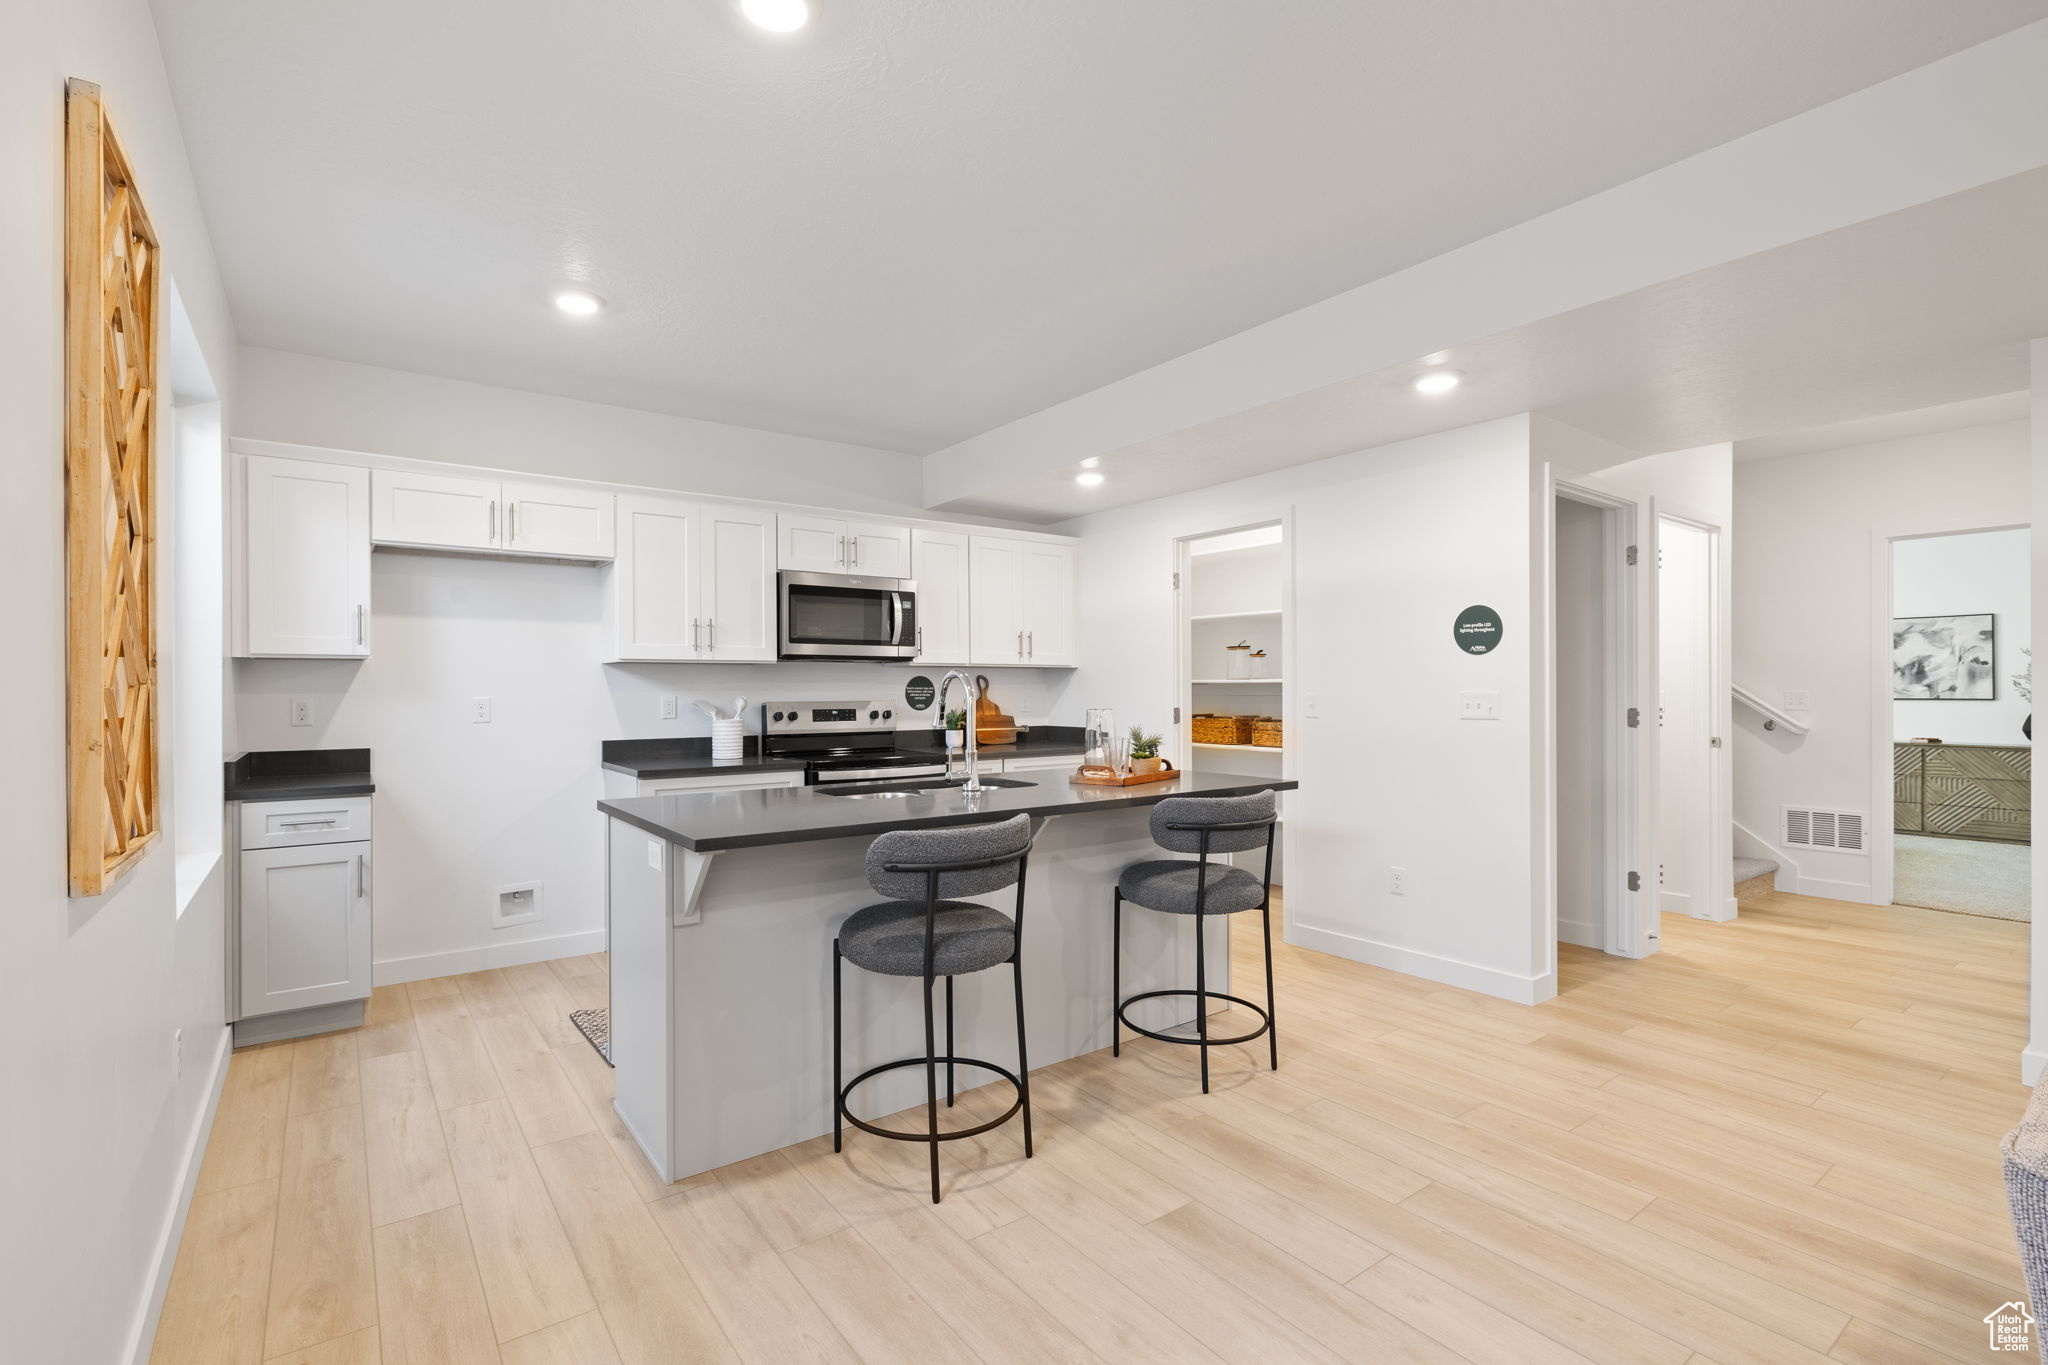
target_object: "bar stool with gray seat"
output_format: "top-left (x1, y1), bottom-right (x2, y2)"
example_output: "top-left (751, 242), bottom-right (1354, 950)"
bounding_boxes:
top-left (833, 812), bottom-right (1035, 1203)
top-left (1112, 789), bottom-right (1278, 1093)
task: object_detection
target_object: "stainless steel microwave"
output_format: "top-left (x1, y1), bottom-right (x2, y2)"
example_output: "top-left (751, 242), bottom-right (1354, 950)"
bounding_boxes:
top-left (777, 571), bottom-right (918, 660)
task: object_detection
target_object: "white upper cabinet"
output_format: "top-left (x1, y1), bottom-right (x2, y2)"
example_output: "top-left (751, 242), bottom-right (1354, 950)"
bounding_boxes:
top-left (698, 502), bottom-right (776, 661)
top-left (372, 468), bottom-right (498, 550)
top-left (968, 535), bottom-right (1025, 665)
top-left (502, 480), bottom-right (616, 559)
top-left (606, 497), bottom-right (776, 662)
top-left (1020, 541), bottom-right (1077, 666)
top-left (970, 534), bottom-right (1076, 667)
top-left (608, 494), bottom-right (700, 661)
top-left (777, 514), bottom-right (911, 578)
top-left (911, 528), bottom-right (971, 665)
top-left (372, 470), bottom-right (614, 559)
top-left (242, 454), bottom-right (371, 658)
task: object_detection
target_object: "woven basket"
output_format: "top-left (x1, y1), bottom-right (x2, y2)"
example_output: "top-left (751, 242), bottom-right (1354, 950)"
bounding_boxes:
top-left (1191, 713), bottom-right (1252, 745)
top-left (1251, 717), bottom-right (1284, 748)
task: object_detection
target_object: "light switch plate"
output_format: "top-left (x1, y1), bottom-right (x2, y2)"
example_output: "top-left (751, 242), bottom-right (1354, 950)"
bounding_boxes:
top-left (1304, 692), bottom-right (1321, 720)
top-left (1783, 690), bottom-right (1810, 711)
top-left (1459, 691), bottom-right (1500, 720)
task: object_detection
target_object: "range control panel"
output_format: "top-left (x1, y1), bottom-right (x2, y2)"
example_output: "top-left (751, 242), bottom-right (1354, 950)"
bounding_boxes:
top-left (762, 700), bottom-right (897, 732)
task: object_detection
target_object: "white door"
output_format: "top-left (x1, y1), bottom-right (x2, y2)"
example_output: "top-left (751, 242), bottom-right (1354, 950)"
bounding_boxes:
top-left (1658, 515), bottom-right (1712, 921)
top-left (969, 535), bottom-right (1025, 665)
top-left (846, 521), bottom-right (912, 578)
top-left (778, 514), bottom-right (849, 572)
top-left (911, 528), bottom-right (971, 664)
top-left (371, 469), bottom-right (500, 550)
top-left (609, 495), bottom-right (701, 661)
top-left (243, 454), bottom-right (371, 657)
top-left (699, 502), bottom-right (777, 661)
top-left (1020, 541), bottom-right (1077, 666)
top-left (239, 841), bottom-right (372, 1016)
top-left (502, 481), bottom-right (615, 559)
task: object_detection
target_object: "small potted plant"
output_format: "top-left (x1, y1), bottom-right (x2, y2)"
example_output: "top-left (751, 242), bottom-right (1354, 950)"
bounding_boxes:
top-left (943, 708), bottom-right (968, 751)
top-left (1128, 725), bottom-right (1167, 774)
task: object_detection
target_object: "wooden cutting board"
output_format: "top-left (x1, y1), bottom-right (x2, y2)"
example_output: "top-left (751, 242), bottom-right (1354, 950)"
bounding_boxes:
top-left (974, 674), bottom-right (1018, 745)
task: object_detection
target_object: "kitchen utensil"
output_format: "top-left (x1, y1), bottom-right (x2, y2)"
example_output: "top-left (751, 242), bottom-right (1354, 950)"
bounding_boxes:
top-left (974, 675), bottom-right (1019, 745)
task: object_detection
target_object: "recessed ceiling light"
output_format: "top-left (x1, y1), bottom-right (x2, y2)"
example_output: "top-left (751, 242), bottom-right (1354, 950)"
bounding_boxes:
top-left (1412, 368), bottom-right (1462, 395)
top-left (554, 290), bottom-right (604, 316)
top-left (1075, 471), bottom-right (1105, 487)
top-left (742, 0), bottom-right (809, 31)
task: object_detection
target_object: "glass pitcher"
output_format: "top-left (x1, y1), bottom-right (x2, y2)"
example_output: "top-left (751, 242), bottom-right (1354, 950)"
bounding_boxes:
top-left (1084, 707), bottom-right (1117, 770)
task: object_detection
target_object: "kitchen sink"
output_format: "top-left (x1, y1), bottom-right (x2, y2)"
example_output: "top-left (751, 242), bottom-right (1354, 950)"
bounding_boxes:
top-left (818, 777), bottom-right (1039, 798)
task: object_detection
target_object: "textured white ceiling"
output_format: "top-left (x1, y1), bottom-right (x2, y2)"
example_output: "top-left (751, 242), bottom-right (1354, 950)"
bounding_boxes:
top-left (150, 0), bottom-right (2044, 452)
top-left (953, 170), bottom-right (2048, 522)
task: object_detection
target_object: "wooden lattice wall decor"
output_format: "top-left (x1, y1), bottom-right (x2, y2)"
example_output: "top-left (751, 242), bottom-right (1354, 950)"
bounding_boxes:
top-left (65, 78), bottom-right (162, 897)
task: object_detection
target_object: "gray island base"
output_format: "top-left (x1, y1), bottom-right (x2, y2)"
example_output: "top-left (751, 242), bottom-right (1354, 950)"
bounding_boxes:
top-left (600, 769), bottom-right (1296, 1183)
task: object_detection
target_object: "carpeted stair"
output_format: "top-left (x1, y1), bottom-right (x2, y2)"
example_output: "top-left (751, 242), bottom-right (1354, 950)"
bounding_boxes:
top-left (1734, 855), bottom-right (1778, 902)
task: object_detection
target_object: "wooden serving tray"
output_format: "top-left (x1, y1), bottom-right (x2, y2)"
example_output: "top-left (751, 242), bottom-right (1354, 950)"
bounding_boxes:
top-left (1069, 765), bottom-right (1180, 788)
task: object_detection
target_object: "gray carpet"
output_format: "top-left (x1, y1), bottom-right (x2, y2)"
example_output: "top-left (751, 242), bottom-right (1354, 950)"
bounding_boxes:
top-left (1893, 834), bottom-right (2030, 921)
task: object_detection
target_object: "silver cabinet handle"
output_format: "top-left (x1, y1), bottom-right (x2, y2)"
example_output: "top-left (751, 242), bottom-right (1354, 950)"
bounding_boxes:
top-left (1016, 629), bottom-right (1024, 659)
top-left (279, 820), bottom-right (336, 829)
top-left (356, 604), bottom-right (367, 646)
top-left (353, 852), bottom-right (364, 900)
top-left (849, 537), bottom-right (859, 569)
top-left (915, 626), bottom-right (923, 657)
top-left (706, 618), bottom-right (715, 652)
top-left (509, 501), bottom-right (518, 543)
top-left (489, 499), bottom-right (498, 542)
top-left (690, 618), bottom-right (702, 653)
top-left (1027, 630), bottom-right (1034, 659)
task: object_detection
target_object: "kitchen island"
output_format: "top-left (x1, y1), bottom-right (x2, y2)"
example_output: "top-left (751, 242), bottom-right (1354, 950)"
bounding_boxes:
top-left (599, 768), bottom-right (1296, 1182)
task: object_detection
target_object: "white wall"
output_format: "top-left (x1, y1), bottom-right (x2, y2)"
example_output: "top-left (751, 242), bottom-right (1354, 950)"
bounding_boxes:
top-left (1059, 416), bottom-right (1558, 1002)
top-left (2027, 339), bottom-right (2048, 1085)
top-left (233, 551), bottom-right (1068, 981)
top-left (1891, 528), bottom-right (2031, 744)
top-left (1, 9), bottom-right (243, 1362)
top-left (1734, 418), bottom-right (2029, 902)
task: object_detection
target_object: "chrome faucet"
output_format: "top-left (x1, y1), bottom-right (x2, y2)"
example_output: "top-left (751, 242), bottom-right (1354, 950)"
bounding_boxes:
top-left (937, 670), bottom-right (983, 793)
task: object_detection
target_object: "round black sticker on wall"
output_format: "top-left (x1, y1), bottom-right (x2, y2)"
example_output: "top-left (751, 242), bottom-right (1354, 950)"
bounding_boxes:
top-left (1453, 605), bottom-right (1504, 655)
top-left (904, 675), bottom-right (937, 711)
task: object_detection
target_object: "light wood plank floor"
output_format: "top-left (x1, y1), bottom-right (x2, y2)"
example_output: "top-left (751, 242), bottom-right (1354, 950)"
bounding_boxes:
top-left (152, 891), bottom-right (2030, 1364)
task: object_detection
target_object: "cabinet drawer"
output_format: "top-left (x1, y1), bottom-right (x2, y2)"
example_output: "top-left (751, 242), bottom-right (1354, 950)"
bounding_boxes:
top-left (239, 796), bottom-right (374, 850)
top-left (640, 772), bottom-right (804, 796)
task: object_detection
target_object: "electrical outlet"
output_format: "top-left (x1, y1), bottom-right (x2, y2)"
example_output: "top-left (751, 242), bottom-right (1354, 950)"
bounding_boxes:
top-left (1459, 691), bottom-right (1500, 720)
top-left (1304, 692), bottom-right (1321, 719)
top-left (1390, 866), bottom-right (1407, 896)
top-left (471, 696), bottom-right (492, 724)
top-left (289, 697), bottom-right (312, 727)
top-left (1782, 690), bottom-right (1810, 711)
top-left (660, 694), bottom-right (679, 721)
top-left (647, 839), bottom-right (663, 871)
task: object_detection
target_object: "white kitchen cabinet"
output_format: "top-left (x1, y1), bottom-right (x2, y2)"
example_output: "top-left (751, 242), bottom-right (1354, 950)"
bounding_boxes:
top-left (371, 468), bottom-right (499, 550)
top-left (640, 771), bottom-right (803, 796)
top-left (998, 751), bottom-right (1084, 773)
top-left (237, 838), bottom-right (372, 1017)
top-left (910, 528), bottom-right (971, 665)
top-left (607, 496), bottom-right (776, 662)
top-left (242, 454), bottom-right (372, 658)
top-left (968, 535), bottom-right (1025, 664)
top-left (969, 534), bottom-right (1076, 667)
top-left (777, 515), bottom-right (911, 578)
top-left (697, 502), bottom-right (777, 661)
top-left (1019, 541), bottom-right (1078, 666)
top-left (502, 480), bottom-right (616, 559)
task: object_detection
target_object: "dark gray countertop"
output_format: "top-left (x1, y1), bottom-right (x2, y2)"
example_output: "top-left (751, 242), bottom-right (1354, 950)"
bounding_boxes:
top-left (598, 768), bottom-right (1297, 852)
top-left (602, 726), bottom-right (1089, 779)
top-left (224, 748), bottom-right (375, 802)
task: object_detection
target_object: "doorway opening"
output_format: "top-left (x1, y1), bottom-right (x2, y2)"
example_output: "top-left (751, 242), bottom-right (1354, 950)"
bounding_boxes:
top-left (1551, 485), bottom-right (1652, 957)
top-left (1886, 526), bottom-right (2031, 921)
top-left (1657, 514), bottom-right (1725, 920)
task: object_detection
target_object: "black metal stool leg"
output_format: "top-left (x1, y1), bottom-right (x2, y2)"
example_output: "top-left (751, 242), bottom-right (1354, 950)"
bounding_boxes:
top-left (1013, 957), bottom-right (1033, 1157)
top-left (1194, 904), bottom-right (1211, 1094)
top-left (923, 974), bottom-right (941, 1203)
top-left (832, 939), bottom-right (844, 1152)
top-left (1261, 901), bottom-right (1278, 1071)
top-left (945, 975), bottom-right (955, 1106)
top-left (1111, 888), bottom-right (1122, 1057)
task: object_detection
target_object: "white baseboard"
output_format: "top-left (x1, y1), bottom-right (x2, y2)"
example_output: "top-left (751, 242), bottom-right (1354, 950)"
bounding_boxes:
top-left (1733, 817), bottom-right (1801, 892)
top-left (124, 1025), bottom-right (232, 1365)
top-left (1288, 921), bottom-right (1555, 1004)
top-left (1792, 875), bottom-right (1880, 905)
top-left (1556, 918), bottom-right (1599, 950)
top-left (2023, 1045), bottom-right (2048, 1088)
top-left (1660, 889), bottom-right (1692, 914)
top-left (374, 928), bottom-right (608, 986)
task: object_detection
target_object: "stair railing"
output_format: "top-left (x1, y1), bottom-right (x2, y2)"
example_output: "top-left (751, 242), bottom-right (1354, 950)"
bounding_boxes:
top-left (1733, 684), bottom-right (1809, 736)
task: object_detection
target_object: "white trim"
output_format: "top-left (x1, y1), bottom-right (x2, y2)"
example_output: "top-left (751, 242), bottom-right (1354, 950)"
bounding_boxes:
top-left (1792, 874), bottom-right (1881, 904)
top-left (2022, 1045), bottom-right (2048, 1087)
top-left (1291, 921), bottom-right (1556, 1004)
top-left (124, 1025), bottom-right (233, 1365)
top-left (373, 928), bottom-right (608, 986)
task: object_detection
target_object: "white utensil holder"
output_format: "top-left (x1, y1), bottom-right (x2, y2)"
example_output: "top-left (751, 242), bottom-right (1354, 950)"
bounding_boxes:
top-left (711, 718), bottom-right (745, 762)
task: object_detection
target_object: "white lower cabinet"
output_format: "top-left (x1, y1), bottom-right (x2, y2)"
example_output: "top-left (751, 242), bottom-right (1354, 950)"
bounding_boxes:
top-left (237, 839), bottom-right (372, 1017)
top-left (641, 771), bottom-right (804, 796)
top-left (996, 752), bottom-right (1082, 773)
